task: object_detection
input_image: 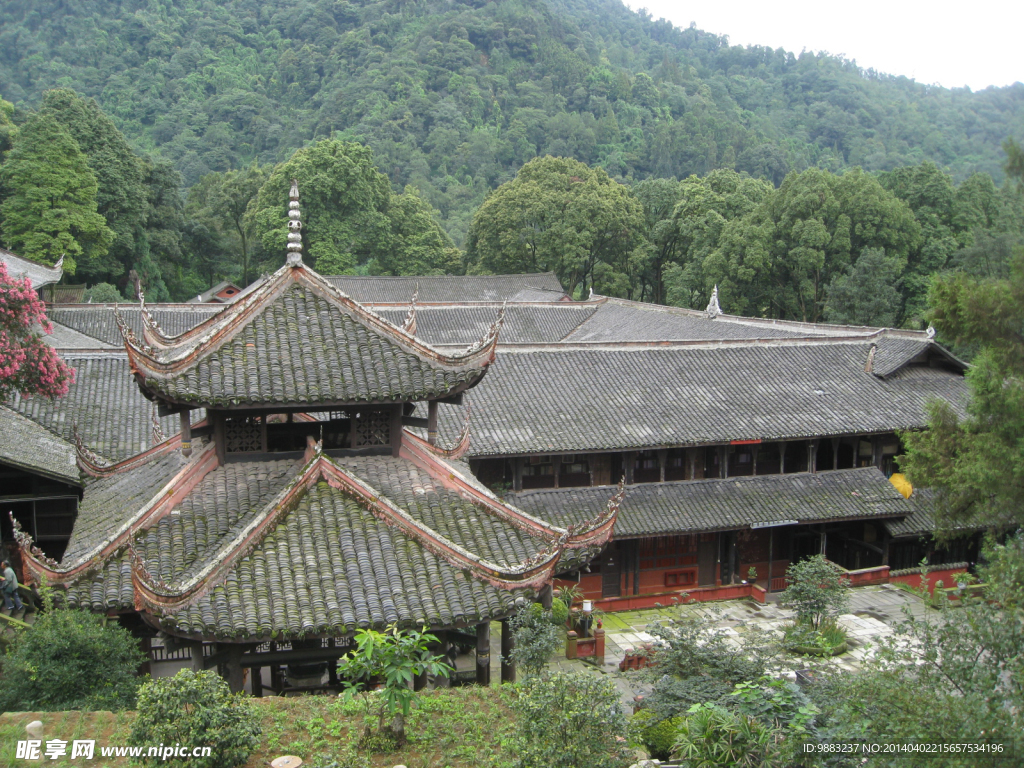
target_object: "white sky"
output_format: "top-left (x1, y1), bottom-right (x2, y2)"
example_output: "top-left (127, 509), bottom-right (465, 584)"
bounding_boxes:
top-left (625, 1), bottom-right (1023, 91)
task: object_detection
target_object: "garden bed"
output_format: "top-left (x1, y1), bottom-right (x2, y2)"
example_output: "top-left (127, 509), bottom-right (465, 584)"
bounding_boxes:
top-left (0, 687), bottom-right (519, 768)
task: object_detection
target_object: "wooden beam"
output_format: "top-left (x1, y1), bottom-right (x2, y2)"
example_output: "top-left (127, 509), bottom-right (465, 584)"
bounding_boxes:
top-left (401, 416), bottom-right (430, 428)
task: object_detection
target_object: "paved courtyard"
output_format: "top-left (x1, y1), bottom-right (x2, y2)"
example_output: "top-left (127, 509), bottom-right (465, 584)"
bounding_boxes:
top-left (537, 584), bottom-right (935, 703)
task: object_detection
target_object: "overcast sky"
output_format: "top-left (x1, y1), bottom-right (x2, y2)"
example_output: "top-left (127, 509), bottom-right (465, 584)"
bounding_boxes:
top-left (625, 1), bottom-right (1023, 91)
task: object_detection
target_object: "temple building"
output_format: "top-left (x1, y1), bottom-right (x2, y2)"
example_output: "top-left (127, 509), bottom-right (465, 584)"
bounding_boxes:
top-left (2, 186), bottom-right (618, 691)
top-left (1, 188), bottom-right (975, 690)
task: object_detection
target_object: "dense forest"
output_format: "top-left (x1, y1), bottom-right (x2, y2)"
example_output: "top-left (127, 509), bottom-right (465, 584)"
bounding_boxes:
top-left (0, 0), bottom-right (1022, 325)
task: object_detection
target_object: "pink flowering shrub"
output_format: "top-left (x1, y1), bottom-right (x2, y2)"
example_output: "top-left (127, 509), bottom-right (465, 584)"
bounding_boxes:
top-left (0, 261), bottom-right (75, 401)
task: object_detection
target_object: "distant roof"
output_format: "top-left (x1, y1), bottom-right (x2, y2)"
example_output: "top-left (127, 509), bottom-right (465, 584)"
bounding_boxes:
top-left (43, 321), bottom-right (117, 351)
top-left (123, 264), bottom-right (503, 408)
top-left (0, 248), bottom-right (63, 289)
top-left (188, 280), bottom-right (245, 304)
top-left (512, 467), bottom-right (911, 537)
top-left (42, 285), bottom-right (87, 304)
top-left (325, 273), bottom-right (566, 303)
top-left (47, 305), bottom-right (224, 346)
top-left (431, 337), bottom-right (968, 456)
top-left (8, 353), bottom-right (191, 462)
top-left (0, 406), bottom-right (80, 486)
top-left (374, 304), bottom-right (596, 345)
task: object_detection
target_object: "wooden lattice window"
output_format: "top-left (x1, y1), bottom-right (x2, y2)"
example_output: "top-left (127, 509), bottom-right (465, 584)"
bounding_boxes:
top-left (225, 416), bottom-right (263, 452)
top-left (354, 410), bottom-right (390, 446)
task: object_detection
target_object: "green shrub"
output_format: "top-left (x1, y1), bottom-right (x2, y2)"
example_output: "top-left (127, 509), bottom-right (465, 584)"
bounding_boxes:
top-left (673, 703), bottom-right (784, 768)
top-left (779, 555), bottom-right (850, 629)
top-left (550, 598), bottom-right (569, 626)
top-left (509, 671), bottom-right (632, 768)
top-left (130, 669), bottom-right (260, 768)
top-left (783, 617), bottom-right (848, 656)
top-left (629, 709), bottom-right (682, 760)
top-left (506, 604), bottom-right (563, 676)
top-left (0, 607), bottom-right (146, 711)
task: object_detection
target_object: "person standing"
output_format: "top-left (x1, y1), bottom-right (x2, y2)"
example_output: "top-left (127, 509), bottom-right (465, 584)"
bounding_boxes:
top-left (1, 560), bottom-right (24, 612)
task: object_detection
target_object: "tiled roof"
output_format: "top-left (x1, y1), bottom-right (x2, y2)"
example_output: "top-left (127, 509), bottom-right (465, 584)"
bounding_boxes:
top-left (0, 248), bottom-right (62, 288)
top-left (511, 468), bottom-right (912, 537)
top-left (430, 339), bottom-right (969, 456)
top-left (374, 304), bottom-right (595, 346)
top-left (563, 299), bottom-right (810, 342)
top-left (326, 273), bottom-right (565, 303)
top-left (0, 406), bottom-right (79, 486)
top-left (124, 267), bottom-right (502, 408)
top-left (44, 321), bottom-right (117, 350)
top-left (47, 305), bottom-right (222, 346)
top-left (50, 445), bottom-right (617, 639)
top-left (62, 449), bottom-right (188, 565)
top-left (7, 353), bottom-right (191, 462)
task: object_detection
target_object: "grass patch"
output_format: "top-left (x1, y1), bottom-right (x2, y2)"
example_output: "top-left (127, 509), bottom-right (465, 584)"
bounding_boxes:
top-left (0, 687), bottom-right (517, 768)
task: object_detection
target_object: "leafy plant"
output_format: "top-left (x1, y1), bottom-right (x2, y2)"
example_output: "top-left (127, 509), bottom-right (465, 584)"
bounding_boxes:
top-left (778, 555), bottom-right (850, 630)
top-left (628, 709), bottom-right (682, 760)
top-left (0, 604), bottom-right (145, 711)
top-left (505, 604), bottom-right (563, 677)
top-left (782, 617), bottom-right (848, 656)
top-left (672, 703), bottom-right (784, 768)
top-left (130, 669), bottom-right (261, 768)
top-left (508, 671), bottom-right (631, 768)
top-left (337, 623), bottom-right (452, 749)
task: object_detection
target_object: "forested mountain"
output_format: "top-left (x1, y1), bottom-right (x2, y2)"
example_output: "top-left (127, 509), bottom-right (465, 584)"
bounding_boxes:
top-left (1, 0), bottom-right (1022, 246)
top-left (0, 0), bottom-right (1022, 326)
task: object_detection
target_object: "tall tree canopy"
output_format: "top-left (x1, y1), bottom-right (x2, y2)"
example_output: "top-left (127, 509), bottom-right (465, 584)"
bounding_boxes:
top-left (0, 112), bottom-right (113, 274)
top-left (40, 89), bottom-right (146, 282)
top-left (249, 139), bottom-right (457, 276)
top-left (466, 156), bottom-right (644, 297)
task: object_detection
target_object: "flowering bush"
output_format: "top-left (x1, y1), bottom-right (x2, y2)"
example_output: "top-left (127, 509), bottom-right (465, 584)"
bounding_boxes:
top-left (0, 261), bottom-right (74, 401)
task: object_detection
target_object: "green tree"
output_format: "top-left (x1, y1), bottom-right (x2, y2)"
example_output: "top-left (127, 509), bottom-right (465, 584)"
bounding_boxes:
top-left (0, 95), bottom-right (16, 155)
top-left (465, 156), bottom-right (644, 297)
top-left (506, 603), bottom-right (564, 677)
top-left (0, 606), bottom-right (145, 711)
top-left (509, 671), bottom-right (632, 768)
top-left (778, 555), bottom-right (849, 630)
top-left (900, 250), bottom-right (1024, 532)
top-left (0, 113), bottom-right (114, 274)
top-left (131, 669), bottom-right (260, 768)
top-left (337, 623), bottom-right (452, 748)
top-left (374, 186), bottom-right (462, 276)
top-left (823, 247), bottom-right (904, 326)
top-left (41, 89), bottom-right (146, 282)
top-left (187, 164), bottom-right (269, 286)
top-left (1004, 137), bottom-right (1024, 190)
top-left (249, 139), bottom-right (392, 275)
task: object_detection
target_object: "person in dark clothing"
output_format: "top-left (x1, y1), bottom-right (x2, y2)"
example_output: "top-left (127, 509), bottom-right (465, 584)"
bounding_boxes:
top-left (1, 560), bottom-right (24, 612)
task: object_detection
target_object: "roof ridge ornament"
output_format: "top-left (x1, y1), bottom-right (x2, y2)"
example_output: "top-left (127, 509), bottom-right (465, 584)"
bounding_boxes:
top-left (286, 179), bottom-right (303, 267)
top-left (401, 285), bottom-right (419, 336)
top-left (926, 325), bottom-right (936, 339)
top-left (9, 512), bottom-right (60, 570)
top-left (463, 301), bottom-right (506, 356)
top-left (73, 420), bottom-right (112, 471)
top-left (151, 409), bottom-right (166, 445)
top-left (705, 285), bottom-right (722, 318)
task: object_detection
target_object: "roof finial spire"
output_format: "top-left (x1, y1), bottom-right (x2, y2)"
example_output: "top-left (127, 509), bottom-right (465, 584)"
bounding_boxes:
top-left (286, 179), bottom-right (303, 267)
top-left (705, 285), bottom-right (721, 318)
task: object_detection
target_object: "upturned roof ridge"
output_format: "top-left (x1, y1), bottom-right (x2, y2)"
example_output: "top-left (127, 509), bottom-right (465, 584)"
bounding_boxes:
top-left (127, 446), bottom-right (606, 616)
top-left (120, 264), bottom-right (506, 377)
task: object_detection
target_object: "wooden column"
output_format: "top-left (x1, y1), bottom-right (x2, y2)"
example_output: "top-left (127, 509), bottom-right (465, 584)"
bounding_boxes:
top-left (251, 666), bottom-right (263, 697)
top-left (871, 436), bottom-right (883, 470)
top-left (513, 458), bottom-right (523, 492)
top-left (624, 452), bottom-right (635, 484)
top-left (808, 440), bottom-right (819, 473)
top-left (657, 449), bottom-right (667, 482)
top-left (720, 446), bottom-right (728, 478)
top-left (752, 446), bottom-right (759, 476)
top-left (390, 406), bottom-right (403, 458)
top-left (328, 639), bottom-right (339, 688)
top-left (688, 449), bottom-right (697, 480)
top-left (832, 438), bottom-right (840, 470)
top-left (476, 622), bottom-right (491, 686)
top-left (427, 401), bottom-right (438, 446)
top-left (552, 457), bottom-right (559, 489)
top-left (179, 410), bottom-right (192, 457)
top-left (500, 619), bottom-right (515, 683)
top-left (189, 640), bottom-right (205, 672)
top-left (435, 634), bottom-right (451, 688)
top-left (223, 645), bottom-right (245, 694)
top-left (538, 583), bottom-right (553, 610)
top-left (779, 442), bottom-right (786, 474)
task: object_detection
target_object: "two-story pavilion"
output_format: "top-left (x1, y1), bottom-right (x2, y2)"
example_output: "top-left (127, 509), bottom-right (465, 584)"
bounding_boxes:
top-left (8, 187), bottom-right (618, 691)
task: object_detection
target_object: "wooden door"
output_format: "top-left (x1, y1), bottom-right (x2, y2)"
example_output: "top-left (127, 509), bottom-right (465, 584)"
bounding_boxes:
top-left (601, 547), bottom-right (621, 598)
top-left (697, 535), bottom-right (717, 586)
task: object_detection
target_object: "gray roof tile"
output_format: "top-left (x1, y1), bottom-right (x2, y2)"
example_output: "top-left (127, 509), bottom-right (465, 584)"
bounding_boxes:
top-left (374, 304), bottom-right (595, 346)
top-left (431, 341), bottom-right (968, 456)
top-left (0, 406), bottom-right (79, 485)
top-left (326, 273), bottom-right (565, 303)
top-left (511, 467), bottom-right (911, 537)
